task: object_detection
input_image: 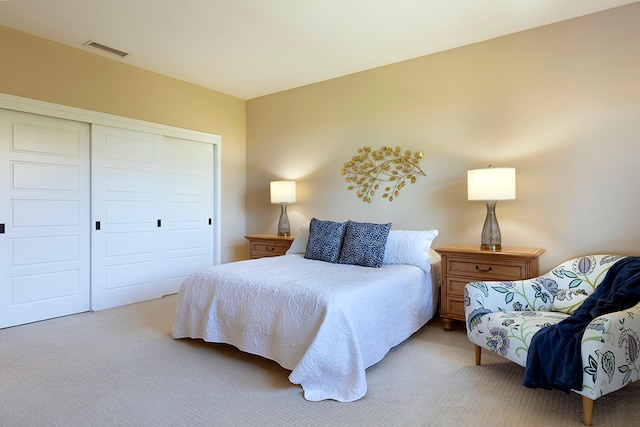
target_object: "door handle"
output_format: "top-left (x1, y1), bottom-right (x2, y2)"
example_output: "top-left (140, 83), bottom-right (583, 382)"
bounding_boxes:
top-left (0, 223), bottom-right (4, 234)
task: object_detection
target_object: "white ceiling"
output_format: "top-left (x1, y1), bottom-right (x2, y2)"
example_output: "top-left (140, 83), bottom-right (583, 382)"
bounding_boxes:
top-left (1, 0), bottom-right (637, 100)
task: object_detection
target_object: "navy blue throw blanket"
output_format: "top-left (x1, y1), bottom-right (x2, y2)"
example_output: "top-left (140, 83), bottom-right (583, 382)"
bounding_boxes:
top-left (523, 256), bottom-right (640, 393)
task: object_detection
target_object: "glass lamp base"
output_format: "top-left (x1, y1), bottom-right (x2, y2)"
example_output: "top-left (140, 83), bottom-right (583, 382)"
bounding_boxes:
top-left (277, 203), bottom-right (291, 236)
top-left (480, 200), bottom-right (502, 252)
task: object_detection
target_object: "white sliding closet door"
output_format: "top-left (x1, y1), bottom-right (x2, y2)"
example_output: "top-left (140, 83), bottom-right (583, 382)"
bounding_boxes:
top-left (0, 109), bottom-right (90, 328)
top-left (91, 126), bottom-right (215, 310)
top-left (91, 125), bottom-right (165, 311)
top-left (164, 137), bottom-right (214, 295)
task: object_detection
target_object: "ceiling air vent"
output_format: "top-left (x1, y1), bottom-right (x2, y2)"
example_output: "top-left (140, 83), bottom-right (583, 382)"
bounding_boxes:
top-left (83, 40), bottom-right (128, 58)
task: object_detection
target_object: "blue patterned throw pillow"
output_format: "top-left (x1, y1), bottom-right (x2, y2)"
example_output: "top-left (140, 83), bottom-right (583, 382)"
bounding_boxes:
top-left (304, 218), bottom-right (347, 263)
top-left (338, 220), bottom-right (392, 268)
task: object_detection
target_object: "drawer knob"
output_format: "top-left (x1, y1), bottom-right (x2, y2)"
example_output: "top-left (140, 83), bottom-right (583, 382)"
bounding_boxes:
top-left (475, 265), bottom-right (493, 273)
top-left (265, 246), bottom-right (275, 251)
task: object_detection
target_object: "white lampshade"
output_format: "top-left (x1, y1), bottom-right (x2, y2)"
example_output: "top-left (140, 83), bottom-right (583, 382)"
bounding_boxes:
top-left (467, 168), bottom-right (516, 201)
top-left (270, 180), bottom-right (296, 204)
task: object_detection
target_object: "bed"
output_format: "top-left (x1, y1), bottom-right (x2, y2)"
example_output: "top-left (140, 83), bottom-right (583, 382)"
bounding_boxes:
top-left (172, 220), bottom-right (440, 402)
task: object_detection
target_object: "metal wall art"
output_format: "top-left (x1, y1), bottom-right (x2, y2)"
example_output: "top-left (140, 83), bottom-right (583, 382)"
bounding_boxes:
top-left (341, 146), bottom-right (425, 203)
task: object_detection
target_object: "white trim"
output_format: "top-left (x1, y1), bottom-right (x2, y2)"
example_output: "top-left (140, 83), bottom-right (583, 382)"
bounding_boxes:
top-left (211, 134), bottom-right (222, 265)
top-left (0, 93), bottom-right (219, 143)
top-left (0, 92), bottom-right (222, 265)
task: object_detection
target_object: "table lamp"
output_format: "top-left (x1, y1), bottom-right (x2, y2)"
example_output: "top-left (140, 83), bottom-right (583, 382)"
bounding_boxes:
top-left (270, 180), bottom-right (296, 236)
top-left (467, 167), bottom-right (515, 251)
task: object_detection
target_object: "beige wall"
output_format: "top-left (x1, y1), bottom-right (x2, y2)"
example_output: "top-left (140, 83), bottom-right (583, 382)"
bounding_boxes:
top-left (0, 25), bottom-right (247, 263)
top-left (247, 3), bottom-right (640, 272)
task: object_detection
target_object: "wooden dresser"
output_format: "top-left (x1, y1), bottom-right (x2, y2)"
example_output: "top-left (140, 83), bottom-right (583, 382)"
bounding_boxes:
top-left (436, 244), bottom-right (544, 331)
top-left (245, 234), bottom-right (295, 259)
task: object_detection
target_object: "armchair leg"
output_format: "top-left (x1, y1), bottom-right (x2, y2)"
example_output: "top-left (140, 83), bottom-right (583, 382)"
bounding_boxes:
top-left (582, 396), bottom-right (594, 426)
top-left (475, 344), bottom-right (482, 366)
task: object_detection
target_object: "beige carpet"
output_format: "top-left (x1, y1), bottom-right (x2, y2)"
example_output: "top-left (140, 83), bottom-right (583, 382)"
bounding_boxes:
top-left (1, 295), bottom-right (638, 427)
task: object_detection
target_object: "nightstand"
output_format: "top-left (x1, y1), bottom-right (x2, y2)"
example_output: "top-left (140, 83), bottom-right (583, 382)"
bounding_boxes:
top-left (435, 244), bottom-right (544, 331)
top-left (245, 234), bottom-right (296, 259)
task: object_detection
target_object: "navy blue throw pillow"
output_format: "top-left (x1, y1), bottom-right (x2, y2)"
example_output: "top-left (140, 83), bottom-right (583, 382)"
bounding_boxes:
top-left (304, 218), bottom-right (347, 263)
top-left (338, 220), bottom-right (392, 268)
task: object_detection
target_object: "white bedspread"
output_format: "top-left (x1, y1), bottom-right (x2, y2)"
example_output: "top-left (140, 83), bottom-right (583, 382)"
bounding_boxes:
top-left (172, 254), bottom-right (438, 402)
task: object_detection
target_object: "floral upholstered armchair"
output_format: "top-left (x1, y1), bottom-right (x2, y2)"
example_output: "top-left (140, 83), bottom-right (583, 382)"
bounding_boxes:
top-left (464, 254), bottom-right (640, 426)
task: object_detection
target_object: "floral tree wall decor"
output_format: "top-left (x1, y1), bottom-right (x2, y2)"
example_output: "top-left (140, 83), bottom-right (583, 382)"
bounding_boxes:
top-left (341, 146), bottom-right (425, 202)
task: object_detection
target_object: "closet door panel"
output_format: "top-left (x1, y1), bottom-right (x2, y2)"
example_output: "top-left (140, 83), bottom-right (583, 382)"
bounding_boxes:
top-left (164, 137), bottom-right (214, 294)
top-left (0, 109), bottom-right (90, 329)
top-left (91, 125), bottom-right (165, 311)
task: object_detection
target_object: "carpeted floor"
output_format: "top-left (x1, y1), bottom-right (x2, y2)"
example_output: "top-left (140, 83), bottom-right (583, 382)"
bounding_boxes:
top-left (1, 294), bottom-right (638, 427)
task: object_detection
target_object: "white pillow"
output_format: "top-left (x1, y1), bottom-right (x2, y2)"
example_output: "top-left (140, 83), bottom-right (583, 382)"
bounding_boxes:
top-left (382, 229), bottom-right (439, 273)
top-left (286, 226), bottom-right (310, 254)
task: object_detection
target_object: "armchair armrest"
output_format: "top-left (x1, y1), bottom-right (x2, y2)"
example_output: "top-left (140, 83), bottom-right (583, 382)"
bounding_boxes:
top-left (579, 303), bottom-right (640, 400)
top-left (464, 276), bottom-right (555, 328)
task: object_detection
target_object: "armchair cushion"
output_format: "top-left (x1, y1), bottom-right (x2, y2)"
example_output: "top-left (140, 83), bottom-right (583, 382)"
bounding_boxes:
top-left (468, 310), bottom-right (569, 366)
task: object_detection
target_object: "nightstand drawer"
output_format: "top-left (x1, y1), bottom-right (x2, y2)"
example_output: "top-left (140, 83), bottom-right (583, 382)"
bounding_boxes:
top-left (446, 258), bottom-right (526, 280)
top-left (446, 277), bottom-right (471, 295)
top-left (251, 241), bottom-right (290, 258)
top-left (444, 297), bottom-right (465, 319)
top-left (245, 234), bottom-right (295, 259)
